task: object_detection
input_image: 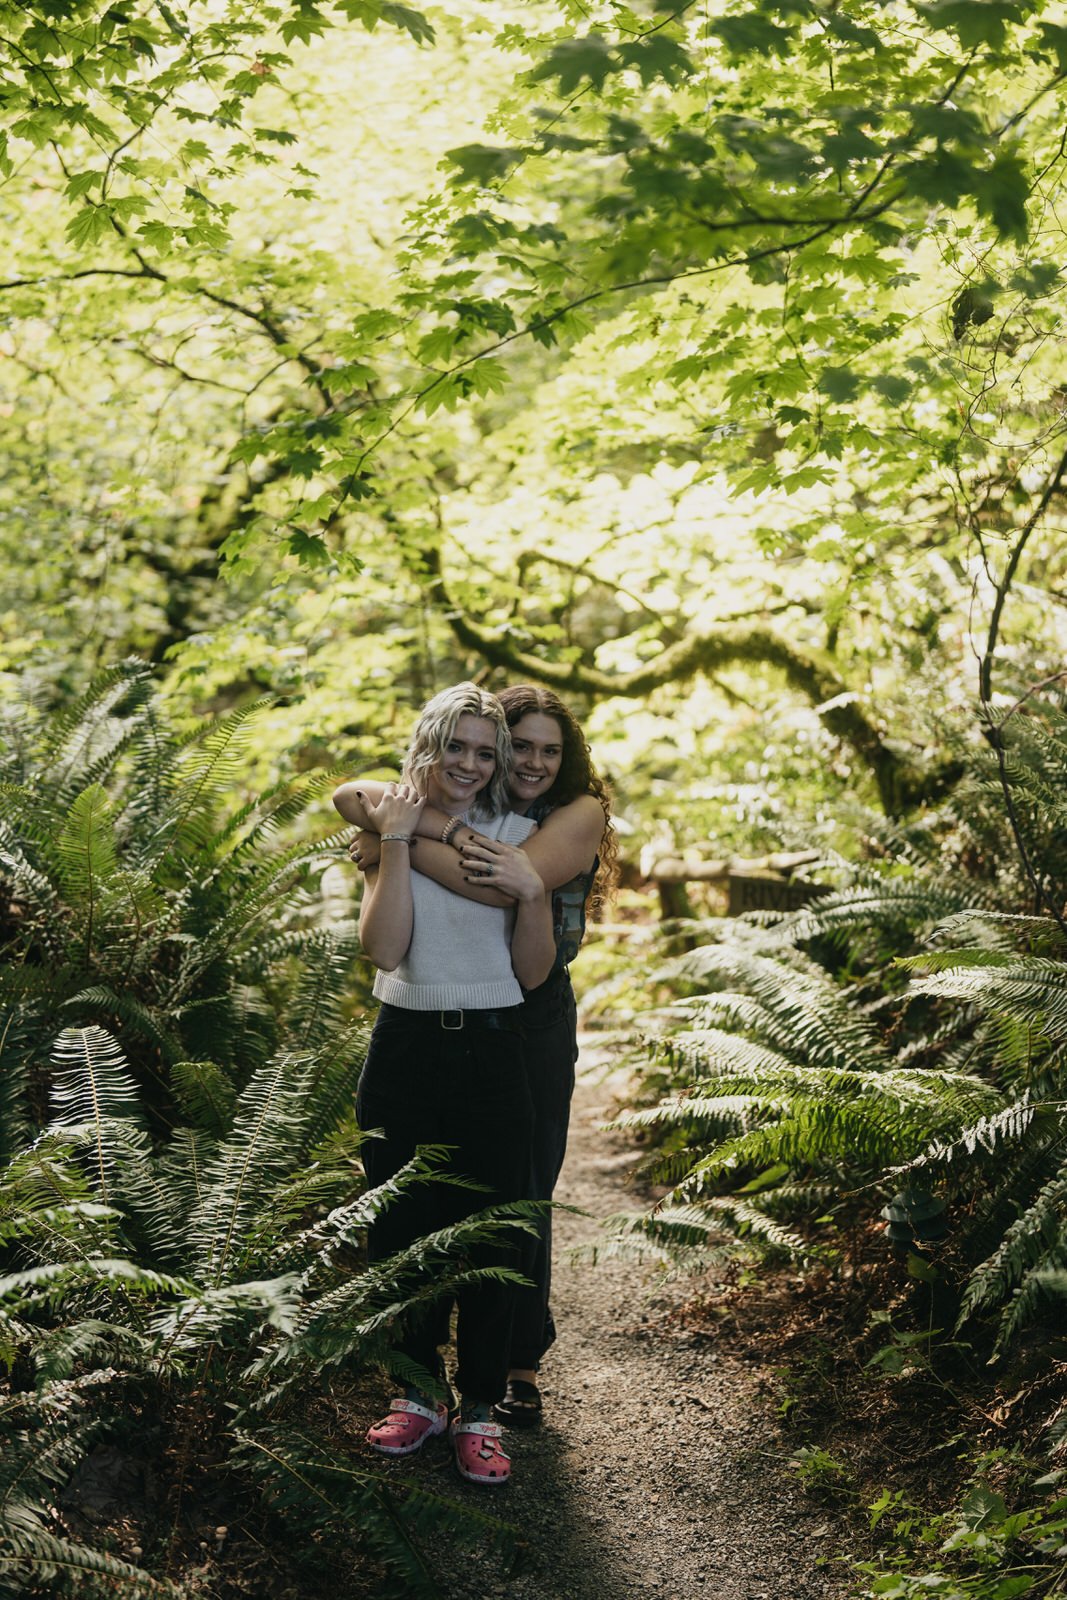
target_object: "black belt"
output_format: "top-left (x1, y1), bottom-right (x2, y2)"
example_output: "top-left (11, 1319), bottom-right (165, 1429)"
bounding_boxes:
top-left (438, 1008), bottom-right (518, 1031)
top-left (381, 1003), bottom-right (520, 1032)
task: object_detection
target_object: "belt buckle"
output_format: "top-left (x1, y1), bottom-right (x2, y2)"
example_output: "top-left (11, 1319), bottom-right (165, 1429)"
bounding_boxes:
top-left (441, 1009), bottom-right (464, 1030)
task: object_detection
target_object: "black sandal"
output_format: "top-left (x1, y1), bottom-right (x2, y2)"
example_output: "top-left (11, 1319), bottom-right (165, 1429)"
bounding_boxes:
top-left (493, 1378), bottom-right (543, 1429)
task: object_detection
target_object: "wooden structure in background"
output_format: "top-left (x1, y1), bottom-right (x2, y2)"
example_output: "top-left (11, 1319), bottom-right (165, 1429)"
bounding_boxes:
top-left (642, 848), bottom-right (826, 920)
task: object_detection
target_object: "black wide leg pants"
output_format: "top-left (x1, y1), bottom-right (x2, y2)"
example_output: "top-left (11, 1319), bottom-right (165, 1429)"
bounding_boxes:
top-left (355, 1002), bottom-right (533, 1405)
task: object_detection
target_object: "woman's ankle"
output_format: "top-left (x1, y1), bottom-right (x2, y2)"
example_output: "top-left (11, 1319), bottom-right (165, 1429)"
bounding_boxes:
top-left (459, 1396), bottom-right (493, 1424)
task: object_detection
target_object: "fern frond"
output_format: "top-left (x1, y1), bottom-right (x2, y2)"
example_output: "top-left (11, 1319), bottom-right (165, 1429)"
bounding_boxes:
top-left (273, 1143), bottom-right (458, 1290)
top-left (993, 1243), bottom-right (1067, 1356)
top-left (149, 1274), bottom-right (304, 1352)
top-left (48, 1028), bottom-right (145, 1210)
top-left (233, 1420), bottom-right (519, 1597)
top-left (151, 699), bottom-right (272, 860)
top-left (928, 910), bottom-right (1067, 954)
top-left (913, 959), bottom-right (1067, 1041)
top-left (957, 1167), bottom-right (1067, 1333)
top-left (698, 1194), bottom-right (819, 1259)
top-left (0, 831), bottom-right (66, 957)
top-left (786, 882), bottom-right (984, 944)
top-left (44, 1029), bottom-right (187, 1266)
top-left (664, 949), bottom-right (890, 1074)
top-left (188, 1055), bottom-right (313, 1285)
top-left (0, 1143), bottom-right (93, 1219)
top-left (169, 834), bottom-right (353, 997)
top-left (40, 660), bottom-right (153, 796)
top-left (882, 1099), bottom-right (1062, 1181)
top-left (216, 767), bottom-right (347, 861)
top-left (60, 988), bottom-right (179, 1062)
top-left (32, 1319), bottom-right (158, 1384)
top-left (281, 927), bottom-right (361, 1053)
top-left (295, 1025), bottom-right (369, 1149)
top-left (0, 1202), bottom-right (119, 1269)
top-left (168, 1060), bottom-right (236, 1132)
top-left (48, 1028), bottom-right (144, 1131)
top-left (253, 1203), bottom-right (542, 1389)
top-left (0, 1258), bottom-right (194, 1315)
top-left (898, 949), bottom-right (1024, 974)
top-left (0, 1525), bottom-right (180, 1598)
top-left (154, 1127), bottom-right (217, 1219)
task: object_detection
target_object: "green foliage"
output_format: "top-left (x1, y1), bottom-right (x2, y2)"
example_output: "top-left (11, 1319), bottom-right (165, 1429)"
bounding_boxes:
top-left (0, 662), bottom-right (536, 1593)
top-left (0, 1022), bottom-right (528, 1595)
top-left (857, 1465), bottom-right (1067, 1599)
top-left (0, 0), bottom-right (431, 259)
top-left (0, 660), bottom-right (357, 1152)
top-left (789, 1445), bottom-right (855, 1499)
top-left (2, 0), bottom-right (1065, 845)
top-left (615, 691), bottom-right (1067, 1358)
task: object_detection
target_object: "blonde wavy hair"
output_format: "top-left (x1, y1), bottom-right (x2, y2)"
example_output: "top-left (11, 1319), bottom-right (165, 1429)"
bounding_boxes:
top-left (401, 683), bottom-right (512, 818)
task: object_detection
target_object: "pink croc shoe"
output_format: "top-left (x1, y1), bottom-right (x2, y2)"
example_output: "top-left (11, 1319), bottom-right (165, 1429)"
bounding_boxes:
top-left (451, 1417), bottom-right (511, 1486)
top-left (366, 1397), bottom-right (448, 1457)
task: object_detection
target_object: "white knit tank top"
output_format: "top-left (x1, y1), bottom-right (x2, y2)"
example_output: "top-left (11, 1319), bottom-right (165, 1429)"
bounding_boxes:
top-left (371, 810), bottom-right (536, 1010)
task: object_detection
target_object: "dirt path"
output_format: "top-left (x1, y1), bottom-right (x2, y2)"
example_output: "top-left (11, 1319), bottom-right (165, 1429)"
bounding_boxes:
top-left (388, 1042), bottom-right (848, 1599)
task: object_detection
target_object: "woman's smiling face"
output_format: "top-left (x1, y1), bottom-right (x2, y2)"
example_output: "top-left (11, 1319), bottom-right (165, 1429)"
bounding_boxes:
top-left (507, 713), bottom-right (564, 808)
top-left (426, 714), bottom-right (498, 812)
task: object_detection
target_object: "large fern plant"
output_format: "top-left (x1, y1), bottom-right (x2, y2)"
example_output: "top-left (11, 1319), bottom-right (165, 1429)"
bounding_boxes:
top-left (0, 661), bottom-right (359, 1151)
top-left (0, 1026), bottom-right (525, 1598)
top-left (0, 667), bottom-right (524, 1596)
top-left (618, 693), bottom-right (1067, 1359)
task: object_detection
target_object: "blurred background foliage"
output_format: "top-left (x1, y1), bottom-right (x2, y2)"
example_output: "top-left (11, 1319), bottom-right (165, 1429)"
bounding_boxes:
top-left (2, 0), bottom-right (1064, 852)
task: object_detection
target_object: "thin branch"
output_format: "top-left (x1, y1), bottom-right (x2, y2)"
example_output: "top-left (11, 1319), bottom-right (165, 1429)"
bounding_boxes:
top-left (980, 444), bottom-right (1067, 702)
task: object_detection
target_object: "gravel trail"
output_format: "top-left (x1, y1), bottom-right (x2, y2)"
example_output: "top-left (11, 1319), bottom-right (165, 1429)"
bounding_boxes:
top-left (378, 1041), bottom-right (847, 1600)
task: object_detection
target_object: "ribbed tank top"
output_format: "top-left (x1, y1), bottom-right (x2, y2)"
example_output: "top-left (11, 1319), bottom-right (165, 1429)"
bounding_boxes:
top-left (372, 810), bottom-right (537, 1010)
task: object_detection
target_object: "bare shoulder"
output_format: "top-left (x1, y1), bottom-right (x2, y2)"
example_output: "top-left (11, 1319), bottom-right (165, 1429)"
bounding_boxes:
top-left (540, 794), bottom-right (606, 838)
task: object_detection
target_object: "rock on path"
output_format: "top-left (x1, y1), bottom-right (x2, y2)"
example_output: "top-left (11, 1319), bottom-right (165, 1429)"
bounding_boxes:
top-left (377, 1042), bottom-right (847, 1600)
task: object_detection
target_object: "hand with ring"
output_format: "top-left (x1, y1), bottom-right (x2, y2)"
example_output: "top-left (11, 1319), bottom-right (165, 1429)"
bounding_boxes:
top-left (459, 838), bottom-right (545, 904)
top-left (348, 829), bottom-right (381, 873)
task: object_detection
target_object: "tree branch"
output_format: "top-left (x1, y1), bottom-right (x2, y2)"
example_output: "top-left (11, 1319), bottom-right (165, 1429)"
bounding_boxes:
top-left (980, 443), bottom-right (1067, 703)
top-left (424, 549), bottom-right (953, 815)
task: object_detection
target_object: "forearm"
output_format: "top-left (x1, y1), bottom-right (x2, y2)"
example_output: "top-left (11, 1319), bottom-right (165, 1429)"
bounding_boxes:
top-left (510, 893), bottom-right (555, 989)
top-left (415, 839), bottom-right (514, 907)
top-left (357, 855), bottom-right (414, 969)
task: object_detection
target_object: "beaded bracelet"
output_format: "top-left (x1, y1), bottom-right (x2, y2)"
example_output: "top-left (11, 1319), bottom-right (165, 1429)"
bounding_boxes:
top-left (440, 815), bottom-right (463, 846)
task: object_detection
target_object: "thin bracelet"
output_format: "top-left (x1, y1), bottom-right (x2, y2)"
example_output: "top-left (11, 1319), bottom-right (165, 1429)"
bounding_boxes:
top-left (440, 815), bottom-right (463, 846)
top-left (380, 833), bottom-right (412, 843)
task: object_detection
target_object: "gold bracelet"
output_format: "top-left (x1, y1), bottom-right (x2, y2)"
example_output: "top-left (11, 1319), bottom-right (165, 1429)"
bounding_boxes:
top-left (440, 815), bottom-right (463, 846)
top-left (380, 833), bottom-right (412, 843)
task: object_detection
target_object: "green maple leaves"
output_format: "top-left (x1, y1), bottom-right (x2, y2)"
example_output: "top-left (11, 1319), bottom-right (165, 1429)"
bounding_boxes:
top-left (527, 30), bottom-right (693, 94)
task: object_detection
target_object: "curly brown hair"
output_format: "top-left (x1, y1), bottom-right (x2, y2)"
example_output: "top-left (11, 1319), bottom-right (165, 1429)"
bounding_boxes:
top-left (497, 684), bottom-right (618, 909)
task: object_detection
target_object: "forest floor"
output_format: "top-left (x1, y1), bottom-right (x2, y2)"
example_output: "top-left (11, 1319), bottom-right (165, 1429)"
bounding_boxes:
top-left (374, 1038), bottom-right (852, 1600)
